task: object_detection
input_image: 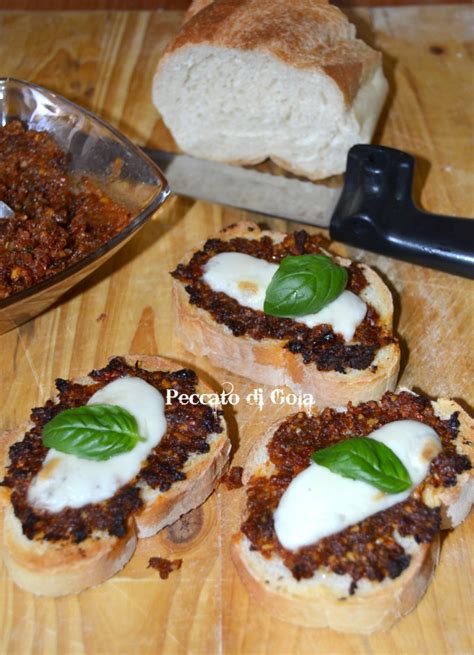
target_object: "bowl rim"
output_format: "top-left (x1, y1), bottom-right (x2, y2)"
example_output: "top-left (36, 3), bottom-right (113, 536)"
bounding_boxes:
top-left (0, 77), bottom-right (171, 309)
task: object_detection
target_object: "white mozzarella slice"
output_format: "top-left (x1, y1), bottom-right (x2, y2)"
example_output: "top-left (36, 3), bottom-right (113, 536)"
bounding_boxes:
top-left (202, 252), bottom-right (366, 341)
top-left (28, 376), bottom-right (167, 512)
top-left (274, 420), bottom-right (441, 550)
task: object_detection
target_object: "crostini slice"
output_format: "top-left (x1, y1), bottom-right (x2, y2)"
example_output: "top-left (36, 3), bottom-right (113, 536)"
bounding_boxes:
top-left (231, 390), bottom-right (473, 633)
top-left (172, 222), bottom-right (400, 408)
top-left (0, 355), bottom-right (230, 596)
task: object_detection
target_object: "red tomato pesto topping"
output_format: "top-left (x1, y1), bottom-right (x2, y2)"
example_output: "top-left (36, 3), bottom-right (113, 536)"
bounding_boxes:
top-left (0, 120), bottom-right (131, 299)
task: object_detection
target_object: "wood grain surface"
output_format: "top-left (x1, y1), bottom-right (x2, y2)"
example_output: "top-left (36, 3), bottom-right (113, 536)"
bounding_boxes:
top-left (0, 6), bottom-right (473, 655)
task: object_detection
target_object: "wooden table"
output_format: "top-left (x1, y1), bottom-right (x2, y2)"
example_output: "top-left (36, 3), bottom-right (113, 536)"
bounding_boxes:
top-left (0, 5), bottom-right (473, 654)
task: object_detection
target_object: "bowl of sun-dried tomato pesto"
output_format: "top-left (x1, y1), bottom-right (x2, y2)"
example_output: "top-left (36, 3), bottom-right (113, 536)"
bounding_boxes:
top-left (0, 78), bottom-right (170, 334)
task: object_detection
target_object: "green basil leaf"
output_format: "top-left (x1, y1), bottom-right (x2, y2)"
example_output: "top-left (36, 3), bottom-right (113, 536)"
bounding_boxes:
top-left (263, 254), bottom-right (348, 317)
top-left (311, 437), bottom-right (412, 493)
top-left (42, 404), bottom-right (145, 461)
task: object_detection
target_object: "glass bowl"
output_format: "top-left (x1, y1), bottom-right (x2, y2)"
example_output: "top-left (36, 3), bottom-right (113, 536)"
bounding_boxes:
top-left (0, 77), bottom-right (170, 334)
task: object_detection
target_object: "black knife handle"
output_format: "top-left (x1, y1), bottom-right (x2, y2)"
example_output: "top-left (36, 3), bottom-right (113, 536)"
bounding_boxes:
top-left (329, 145), bottom-right (474, 278)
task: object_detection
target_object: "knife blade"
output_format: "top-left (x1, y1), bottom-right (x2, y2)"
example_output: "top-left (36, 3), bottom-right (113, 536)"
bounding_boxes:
top-left (142, 145), bottom-right (474, 279)
top-left (141, 148), bottom-right (341, 227)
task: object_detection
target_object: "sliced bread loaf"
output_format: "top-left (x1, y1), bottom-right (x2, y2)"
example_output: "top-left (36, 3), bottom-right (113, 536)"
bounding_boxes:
top-left (153, 0), bottom-right (388, 180)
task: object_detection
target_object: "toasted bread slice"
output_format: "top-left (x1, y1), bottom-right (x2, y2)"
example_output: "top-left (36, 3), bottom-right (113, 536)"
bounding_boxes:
top-left (0, 355), bottom-right (230, 596)
top-left (172, 222), bottom-right (400, 407)
top-left (231, 390), bottom-right (473, 633)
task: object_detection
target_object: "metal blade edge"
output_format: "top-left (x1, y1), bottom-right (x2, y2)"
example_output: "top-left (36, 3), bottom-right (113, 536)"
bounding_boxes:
top-left (142, 148), bottom-right (341, 227)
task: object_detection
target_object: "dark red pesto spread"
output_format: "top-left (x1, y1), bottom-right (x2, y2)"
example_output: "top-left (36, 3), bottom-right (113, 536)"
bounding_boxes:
top-left (241, 392), bottom-right (471, 591)
top-left (171, 227), bottom-right (394, 373)
top-left (1, 357), bottom-right (223, 543)
top-left (148, 556), bottom-right (183, 579)
top-left (0, 121), bottom-right (131, 299)
top-left (221, 465), bottom-right (244, 490)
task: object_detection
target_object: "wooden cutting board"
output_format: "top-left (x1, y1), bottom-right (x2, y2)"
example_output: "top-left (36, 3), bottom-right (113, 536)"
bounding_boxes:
top-left (0, 6), bottom-right (473, 654)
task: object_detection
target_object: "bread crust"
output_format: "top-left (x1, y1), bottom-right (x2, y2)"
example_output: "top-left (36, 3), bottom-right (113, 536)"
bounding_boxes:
top-left (167, 0), bottom-right (381, 104)
top-left (230, 393), bottom-right (473, 632)
top-left (422, 396), bottom-right (474, 528)
top-left (185, 0), bottom-right (212, 21)
top-left (172, 222), bottom-right (400, 408)
top-left (231, 533), bottom-right (439, 633)
top-left (0, 354), bottom-right (230, 596)
top-left (3, 507), bottom-right (138, 597)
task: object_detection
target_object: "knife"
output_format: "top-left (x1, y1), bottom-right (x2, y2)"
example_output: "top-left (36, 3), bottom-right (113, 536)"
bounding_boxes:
top-left (142, 144), bottom-right (474, 279)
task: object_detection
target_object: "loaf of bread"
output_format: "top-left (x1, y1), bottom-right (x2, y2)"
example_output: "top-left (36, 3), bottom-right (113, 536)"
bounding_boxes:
top-left (0, 355), bottom-right (230, 596)
top-left (231, 391), bottom-right (473, 633)
top-left (171, 222), bottom-right (400, 408)
top-left (153, 0), bottom-right (388, 180)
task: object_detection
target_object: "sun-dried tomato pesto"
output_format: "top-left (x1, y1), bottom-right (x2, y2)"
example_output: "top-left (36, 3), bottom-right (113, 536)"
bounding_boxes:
top-left (0, 121), bottom-right (131, 299)
top-left (148, 556), bottom-right (183, 579)
top-left (171, 226), bottom-right (394, 373)
top-left (1, 357), bottom-right (223, 543)
top-left (221, 465), bottom-right (244, 490)
top-left (241, 392), bottom-right (471, 589)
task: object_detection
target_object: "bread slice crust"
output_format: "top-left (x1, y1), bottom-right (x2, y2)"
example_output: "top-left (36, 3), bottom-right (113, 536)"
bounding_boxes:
top-left (232, 533), bottom-right (439, 634)
top-left (172, 222), bottom-right (400, 407)
top-left (166, 0), bottom-right (381, 106)
top-left (0, 355), bottom-right (230, 596)
top-left (231, 391), bottom-right (473, 633)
